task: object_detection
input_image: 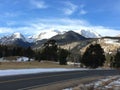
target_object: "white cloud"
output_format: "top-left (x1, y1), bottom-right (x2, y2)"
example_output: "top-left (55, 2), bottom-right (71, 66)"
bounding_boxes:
top-left (63, 1), bottom-right (78, 15)
top-left (0, 27), bottom-right (13, 34)
top-left (2, 12), bottom-right (19, 17)
top-left (34, 18), bottom-right (89, 26)
top-left (30, 0), bottom-right (48, 9)
top-left (27, 18), bottom-right (120, 37)
top-left (0, 18), bottom-right (120, 37)
top-left (94, 26), bottom-right (120, 36)
top-left (79, 9), bottom-right (87, 15)
top-left (79, 4), bottom-right (87, 15)
top-left (62, 2), bottom-right (87, 15)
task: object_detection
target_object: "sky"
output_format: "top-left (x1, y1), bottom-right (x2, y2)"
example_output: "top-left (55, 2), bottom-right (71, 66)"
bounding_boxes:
top-left (0, 0), bottom-right (120, 37)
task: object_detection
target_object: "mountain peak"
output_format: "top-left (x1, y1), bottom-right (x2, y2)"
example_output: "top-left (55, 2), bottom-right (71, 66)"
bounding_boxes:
top-left (13, 32), bottom-right (23, 39)
top-left (29, 30), bottom-right (62, 41)
top-left (12, 32), bottom-right (26, 42)
top-left (0, 33), bottom-right (30, 47)
top-left (51, 30), bottom-right (87, 43)
top-left (74, 29), bottom-right (101, 38)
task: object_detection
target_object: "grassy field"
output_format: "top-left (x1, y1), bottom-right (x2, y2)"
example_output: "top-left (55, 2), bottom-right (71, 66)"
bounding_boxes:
top-left (0, 61), bottom-right (74, 69)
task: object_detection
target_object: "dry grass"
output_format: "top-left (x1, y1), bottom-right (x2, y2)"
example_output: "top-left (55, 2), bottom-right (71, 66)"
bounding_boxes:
top-left (0, 61), bottom-right (74, 69)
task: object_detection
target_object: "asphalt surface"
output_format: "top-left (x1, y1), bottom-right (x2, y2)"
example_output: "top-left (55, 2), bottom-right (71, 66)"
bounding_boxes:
top-left (0, 69), bottom-right (119, 90)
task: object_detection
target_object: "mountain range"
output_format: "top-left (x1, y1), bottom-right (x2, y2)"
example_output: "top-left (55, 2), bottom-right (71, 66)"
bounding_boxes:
top-left (28, 29), bottom-right (101, 42)
top-left (0, 29), bottom-right (120, 53)
top-left (0, 29), bottom-right (100, 47)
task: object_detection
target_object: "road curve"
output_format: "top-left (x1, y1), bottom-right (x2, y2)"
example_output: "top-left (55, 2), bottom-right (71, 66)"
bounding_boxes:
top-left (0, 69), bottom-right (119, 90)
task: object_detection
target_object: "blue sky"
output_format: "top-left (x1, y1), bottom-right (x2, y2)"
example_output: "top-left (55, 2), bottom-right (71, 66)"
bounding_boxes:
top-left (0, 0), bottom-right (120, 36)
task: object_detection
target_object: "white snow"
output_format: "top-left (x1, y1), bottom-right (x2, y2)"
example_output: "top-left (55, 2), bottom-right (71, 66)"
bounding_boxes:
top-left (0, 32), bottom-right (27, 43)
top-left (0, 29), bottom-right (101, 43)
top-left (0, 68), bottom-right (87, 77)
top-left (28, 29), bottom-right (101, 42)
top-left (108, 78), bottom-right (120, 86)
top-left (64, 76), bottom-right (120, 90)
top-left (0, 57), bottom-right (34, 62)
top-left (0, 58), bottom-right (9, 62)
top-left (63, 88), bottom-right (72, 90)
top-left (75, 29), bottom-right (101, 38)
top-left (17, 57), bottom-right (34, 62)
top-left (13, 32), bottom-right (23, 39)
top-left (104, 39), bottom-right (120, 45)
top-left (29, 30), bottom-right (62, 41)
top-left (12, 32), bottom-right (27, 42)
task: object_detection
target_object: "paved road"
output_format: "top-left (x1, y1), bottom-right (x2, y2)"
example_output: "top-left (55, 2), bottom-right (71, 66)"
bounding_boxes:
top-left (0, 69), bottom-right (119, 90)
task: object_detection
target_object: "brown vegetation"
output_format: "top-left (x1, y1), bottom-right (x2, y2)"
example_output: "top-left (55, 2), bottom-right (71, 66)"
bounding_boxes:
top-left (0, 61), bottom-right (73, 69)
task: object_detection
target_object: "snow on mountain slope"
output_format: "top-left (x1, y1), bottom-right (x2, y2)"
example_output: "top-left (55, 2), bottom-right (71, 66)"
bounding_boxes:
top-left (29, 29), bottom-right (101, 42)
top-left (28, 30), bottom-right (62, 42)
top-left (76, 29), bottom-right (101, 38)
top-left (0, 32), bottom-right (27, 45)
top-left (11, 32), bottom-right (27, 42)
top-left (104, 39), bottom-right (120, 45)
top-left (0, 29), bottom-right (101, 43)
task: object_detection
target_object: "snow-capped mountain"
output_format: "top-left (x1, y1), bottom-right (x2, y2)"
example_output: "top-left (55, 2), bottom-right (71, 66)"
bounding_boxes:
top-left (76, 29), bottom-right (101, 38)
top-left (51, 31), bottom-right (87, 43)
top-left (28, 29), bottom-right (101, 42)
top-left (0, 33), bottom-right (31, 47)
top-left (0, 29), bottom-right (101, 47)
top-left (32, 31), bottom-right (88, 48)
top-left (11, 32), bottom-right (27, 42)
top-left (28, 30), bottom-right (62, 42)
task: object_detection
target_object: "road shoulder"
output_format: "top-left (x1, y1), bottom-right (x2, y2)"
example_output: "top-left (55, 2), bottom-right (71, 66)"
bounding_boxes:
top-left (29, 76), bottom-right (105, 90)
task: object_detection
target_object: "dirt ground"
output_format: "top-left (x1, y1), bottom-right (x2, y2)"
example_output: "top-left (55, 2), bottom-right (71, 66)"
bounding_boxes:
top-left (0, 61), bottom-right (75, 69)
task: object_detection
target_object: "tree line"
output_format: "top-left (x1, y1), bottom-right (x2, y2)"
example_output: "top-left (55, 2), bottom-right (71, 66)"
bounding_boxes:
top-left (0, 39), bottom-right (120, 68)
top-left (0, 45), bottom-right (34, 59)
top-left (0, 40), bottom-right (69, 65)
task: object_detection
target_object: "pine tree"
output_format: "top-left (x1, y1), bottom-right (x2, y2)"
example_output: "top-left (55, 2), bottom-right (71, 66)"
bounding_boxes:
top-left (112, 51), bottom-right (120, 68)
top-left (58, 48), bottom-right (69, 65)
top-left (25, 46), bottom-right (34, 60)
top-left (81, 44), bottom-right (106, 68)
top-left (41, 39), bottom-right (58, 61)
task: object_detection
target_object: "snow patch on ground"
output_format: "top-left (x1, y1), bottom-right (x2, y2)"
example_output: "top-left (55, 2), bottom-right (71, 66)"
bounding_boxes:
top-left (64, 76), bottom-right (120, 90)
top-left (0, 68), bottom-right (87, 77)
top-left (0, 57), bottom-right (34, 62)
top-left (0, 58), bottom-right (9, 62)
top-left (17, 57), bottom-right (34, 62)
top-left (104, 39), bottom-right (120, 45)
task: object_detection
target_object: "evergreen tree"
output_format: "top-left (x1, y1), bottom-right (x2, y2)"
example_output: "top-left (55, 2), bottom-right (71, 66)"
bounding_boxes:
top-left (35, 50), bottom-right (41, 61)
top-left (81, 44), bottom-right (106, 68)
top-left (58, 48), bottom-right (69, 65)
top-left (112, 51), bottom-right (120, 68)
top-left (40, 39), bottom-right (58, 61)
top-left (25, 46), bottom-right (34, 60)
top-left (0, 45), bottom-right (2, 57)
